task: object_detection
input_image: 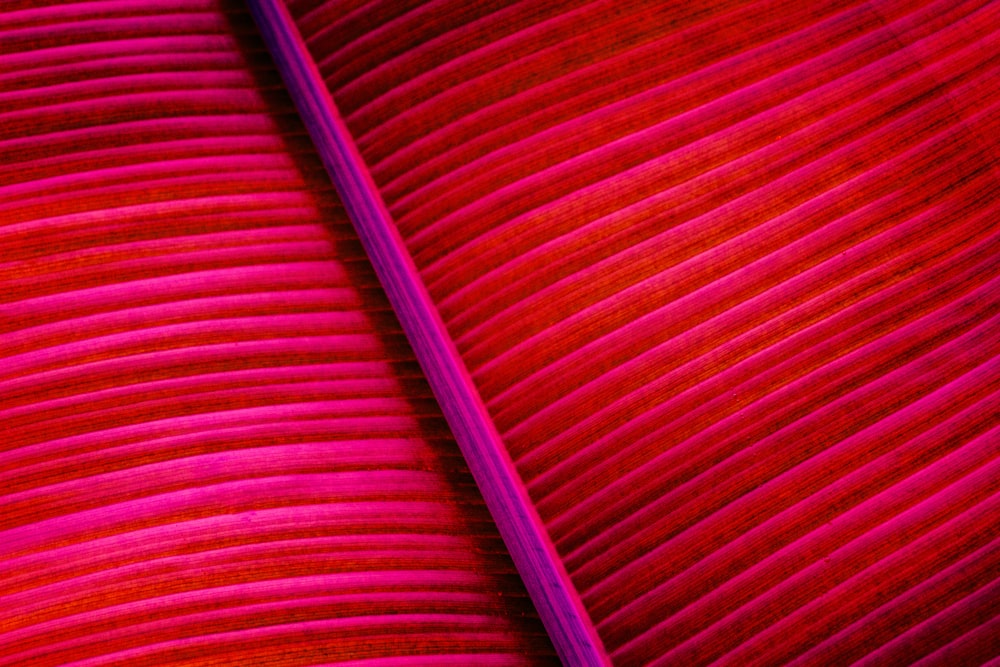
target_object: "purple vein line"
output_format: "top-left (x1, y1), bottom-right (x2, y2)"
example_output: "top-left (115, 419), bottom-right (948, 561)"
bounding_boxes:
top-left (245, 1), bottom-right (610, 664)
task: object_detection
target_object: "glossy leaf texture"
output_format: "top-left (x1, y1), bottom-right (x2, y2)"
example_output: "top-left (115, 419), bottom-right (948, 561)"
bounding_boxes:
top-left (285, 0), bottom-right (1000, 665)
top-left (0, 1), bottom-right (557, 665)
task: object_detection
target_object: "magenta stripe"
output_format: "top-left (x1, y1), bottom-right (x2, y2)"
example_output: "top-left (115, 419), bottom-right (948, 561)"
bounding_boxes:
top-left (244, 0), bottom-right (608, 663)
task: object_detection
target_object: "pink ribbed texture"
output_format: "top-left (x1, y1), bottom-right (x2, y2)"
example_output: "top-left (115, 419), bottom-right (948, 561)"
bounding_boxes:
top-left (3, 0), bottom-right (999, 664)
top-left (0, 1), bottom-right (555, 664)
